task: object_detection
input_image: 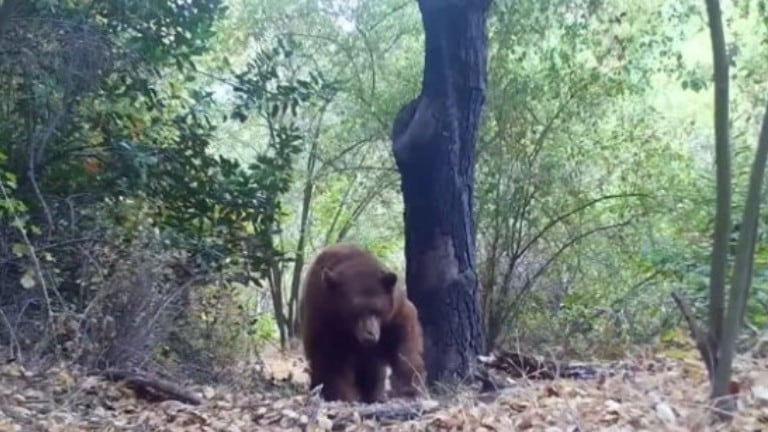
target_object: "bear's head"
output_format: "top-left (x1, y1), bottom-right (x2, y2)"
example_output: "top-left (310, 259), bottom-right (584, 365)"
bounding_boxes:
top-left (321, 262), bottom-right (398, 347)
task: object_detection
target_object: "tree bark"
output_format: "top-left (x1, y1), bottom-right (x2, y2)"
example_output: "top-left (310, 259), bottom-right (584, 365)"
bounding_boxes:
top-left (391, 0), bottom-right (490, 385)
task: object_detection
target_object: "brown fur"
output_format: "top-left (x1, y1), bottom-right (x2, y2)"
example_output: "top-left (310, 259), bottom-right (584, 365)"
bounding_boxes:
top-left (299, 243), bottom-right (426, 403)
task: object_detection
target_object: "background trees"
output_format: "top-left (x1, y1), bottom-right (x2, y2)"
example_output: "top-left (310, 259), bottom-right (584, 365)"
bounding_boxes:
top-left (1, 0), bottom-right (768, 417)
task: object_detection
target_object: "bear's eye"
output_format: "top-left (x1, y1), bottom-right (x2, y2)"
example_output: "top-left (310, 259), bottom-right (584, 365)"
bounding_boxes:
top-left (350, 299), bottom-right (384, 319)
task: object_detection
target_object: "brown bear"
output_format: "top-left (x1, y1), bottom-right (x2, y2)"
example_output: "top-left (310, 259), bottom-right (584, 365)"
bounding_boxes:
top-left (299, 243), bottom-right (426, 403)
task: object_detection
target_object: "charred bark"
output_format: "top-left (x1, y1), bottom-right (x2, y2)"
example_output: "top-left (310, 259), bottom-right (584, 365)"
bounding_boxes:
top-left (391, 0), bottom-right (490, 385)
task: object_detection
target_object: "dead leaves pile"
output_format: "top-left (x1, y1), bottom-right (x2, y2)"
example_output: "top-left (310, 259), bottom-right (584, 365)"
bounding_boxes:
top-left (0, 350), bottom-right (767, 431)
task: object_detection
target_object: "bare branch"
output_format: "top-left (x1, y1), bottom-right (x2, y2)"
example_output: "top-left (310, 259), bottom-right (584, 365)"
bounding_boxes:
top-left (500, 219), bottom-right (635, 327)
top-left (518, 193), bottom-right (646, 259)
top-left (323, 174), bottom-right (360, 245)
top-left (512, 181), bottom-right (537, 258)
top-left (671, 291), bottom-right (716, 378)
top-left (334, 178), bottom-right (398, 243)
top-left (312, 136), bottom-right (377, 180)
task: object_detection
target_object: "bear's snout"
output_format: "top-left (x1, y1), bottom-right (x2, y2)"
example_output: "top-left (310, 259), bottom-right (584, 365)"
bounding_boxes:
top-left (355, 315), bottom-right (381, 345)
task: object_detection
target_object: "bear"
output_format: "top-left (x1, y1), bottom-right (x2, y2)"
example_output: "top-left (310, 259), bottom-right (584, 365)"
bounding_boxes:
top-left (298, 243), bottom-right (426, 403)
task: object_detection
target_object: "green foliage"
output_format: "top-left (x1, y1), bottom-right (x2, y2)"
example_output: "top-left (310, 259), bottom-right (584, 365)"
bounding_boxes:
top-left (26, 0), bottom-right (226, 69)
top-left (0, 151), bottom-right (27, 224)
top-left (218, 0), bottom-right (768, 358)
top-left (0, 0), bottom-right (332, 370)
top-left (249, 312), bottom-right (279, 346)
top-left (4, 0), bottom-right (768, 372)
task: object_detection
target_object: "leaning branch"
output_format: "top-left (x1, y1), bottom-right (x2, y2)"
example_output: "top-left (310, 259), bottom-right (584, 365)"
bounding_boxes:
top-left (712, 97), bottom-right (768, 408)
top-left (671, 291), bottom-right (717, 379)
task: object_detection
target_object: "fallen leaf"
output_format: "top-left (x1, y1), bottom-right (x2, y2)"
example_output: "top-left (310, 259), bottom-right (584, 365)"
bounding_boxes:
top-left (202, 386), bottom-right (215, 399)
top-left (19, 269), bottom-right (36, 289)
top-left (316, 415), bottom-right (333, 431)
top-left (753, 386), bottom-right (768, 406)
top-left (654, 401), bottom-right (676, 424)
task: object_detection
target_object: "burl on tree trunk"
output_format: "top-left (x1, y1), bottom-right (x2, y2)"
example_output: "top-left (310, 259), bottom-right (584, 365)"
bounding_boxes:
top-left (391, 0), bottom-right (490, 385)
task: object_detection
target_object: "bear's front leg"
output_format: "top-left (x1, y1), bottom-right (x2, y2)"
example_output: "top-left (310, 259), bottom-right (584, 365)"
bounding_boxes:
top-left (318, 373), bottom-right (361, 402)
top-left (310, 359), bottom-right (361, 402)
top-left (355, 356), bottom-right (388, 403)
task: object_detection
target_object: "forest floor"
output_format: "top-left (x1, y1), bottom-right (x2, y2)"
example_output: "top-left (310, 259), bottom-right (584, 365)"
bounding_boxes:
top-left (0, 342), bottom-right (766, 431)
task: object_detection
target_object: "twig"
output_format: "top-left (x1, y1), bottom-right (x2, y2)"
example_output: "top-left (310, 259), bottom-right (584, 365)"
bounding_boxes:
top-left (323, 398), bottom-right (440, 425)
top-left (0, 307), bottom-right (21, 362)
top-left (478, 349), bottom-right (601, 381)
top-left (517, 193), bottom-right (647, 259)
top-left (0, 178), bottom-right (59, 353)
top-left (671, 291), bottom-right (717, 380)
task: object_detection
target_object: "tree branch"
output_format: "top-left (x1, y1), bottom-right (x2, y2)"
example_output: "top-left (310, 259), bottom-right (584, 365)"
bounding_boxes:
top-left (705, 0), bottom-right (731, 353)
top-left (334, 179), bottom-right (397, 243)
top-left (713, 97), bottom-right (768, 408)
top-left (312, 136), bottom-right (377, 181)
top-left (500, 219), bottom-right (635, 329)
top-left (517, 193), bottom-right (646, 259)
top-left (671, 291), bottom-right (717, 379)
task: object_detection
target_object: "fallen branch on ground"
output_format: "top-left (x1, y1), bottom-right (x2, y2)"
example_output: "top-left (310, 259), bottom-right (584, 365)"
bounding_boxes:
top-left (478, 350), bottom-right (600, 381)
top-left (97, 369), bottom-right (203, 405)
top-left (323, 398), bottom-right (441, 425)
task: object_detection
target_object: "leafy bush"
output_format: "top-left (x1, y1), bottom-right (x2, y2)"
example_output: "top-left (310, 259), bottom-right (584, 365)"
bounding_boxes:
top-left (0, 1), bottom-right (330, 380)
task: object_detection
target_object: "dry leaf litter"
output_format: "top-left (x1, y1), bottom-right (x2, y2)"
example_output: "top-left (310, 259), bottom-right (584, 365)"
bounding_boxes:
top-left (0, 344), bottom-right (766, 431)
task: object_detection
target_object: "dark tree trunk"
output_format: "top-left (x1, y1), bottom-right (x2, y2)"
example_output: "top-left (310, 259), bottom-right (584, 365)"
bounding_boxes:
top-left (391, 0), bottom-right (490, 385)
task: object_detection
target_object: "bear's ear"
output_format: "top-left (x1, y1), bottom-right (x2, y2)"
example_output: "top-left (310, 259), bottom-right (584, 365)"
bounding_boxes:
top-left (322, 268), bottom-right (338, 290)
top-left (381, 271), bottom-right (398, 293)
